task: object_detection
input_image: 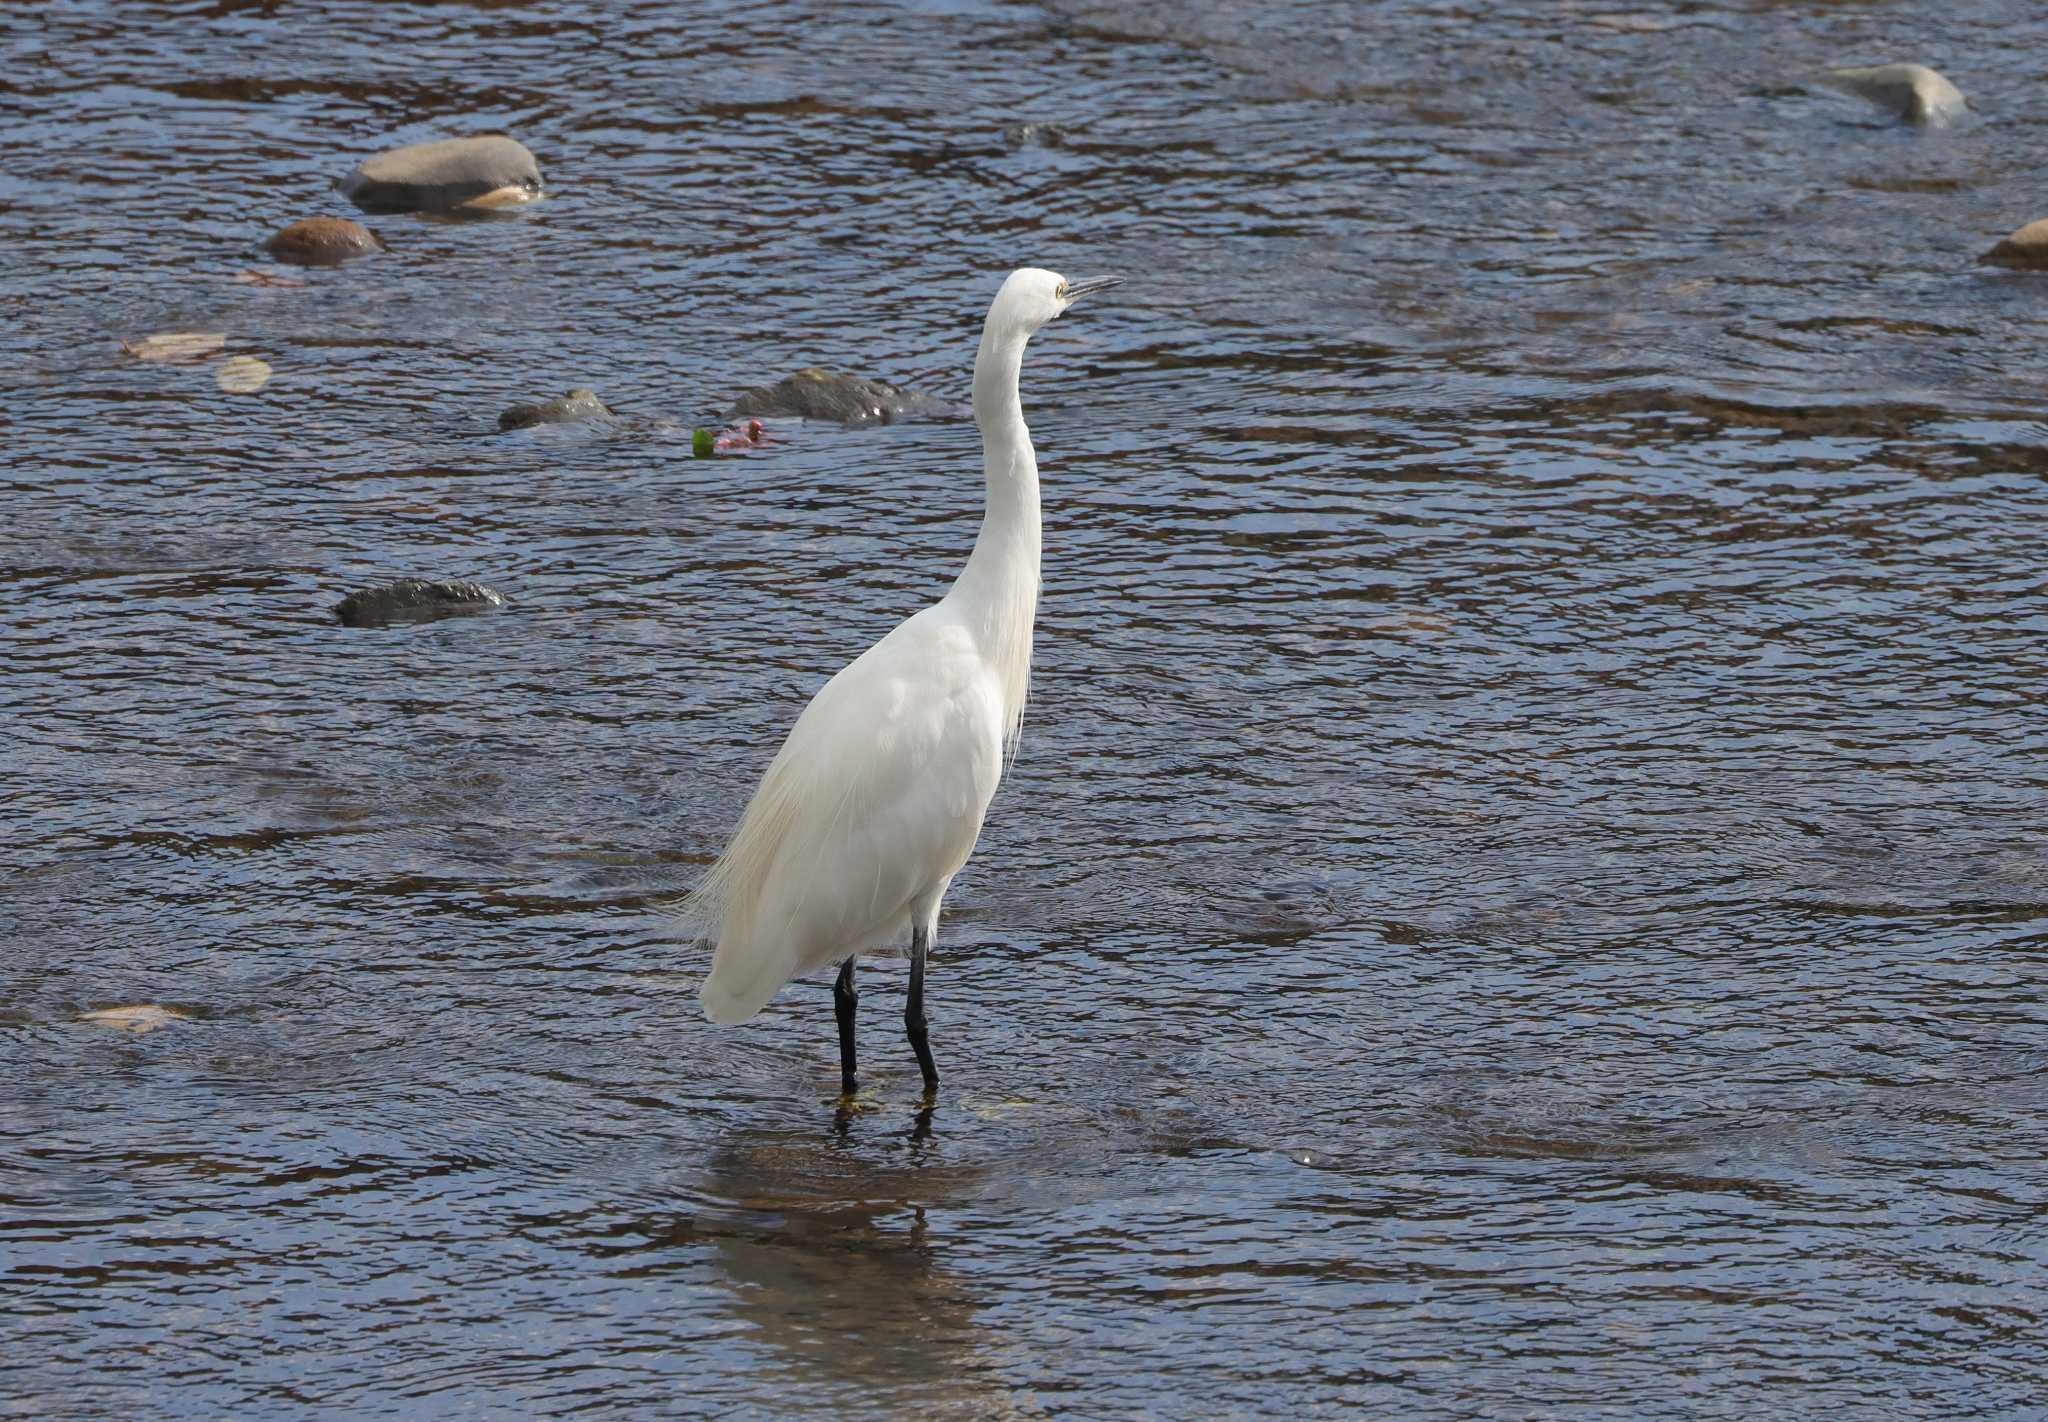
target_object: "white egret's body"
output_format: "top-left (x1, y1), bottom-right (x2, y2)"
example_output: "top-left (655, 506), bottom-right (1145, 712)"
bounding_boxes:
top-left (690, 267), bottom-right (1117, 1090)
top-left (693, 592), bottom-right (1022, 1027)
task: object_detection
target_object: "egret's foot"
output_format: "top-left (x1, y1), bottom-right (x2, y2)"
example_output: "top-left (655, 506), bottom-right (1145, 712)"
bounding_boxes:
top-left (831, 1090), bottom-right (883, 1118)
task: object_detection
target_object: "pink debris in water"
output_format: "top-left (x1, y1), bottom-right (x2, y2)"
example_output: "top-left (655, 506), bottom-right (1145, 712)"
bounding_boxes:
top-left (713, 418), bottom-right (769, 452)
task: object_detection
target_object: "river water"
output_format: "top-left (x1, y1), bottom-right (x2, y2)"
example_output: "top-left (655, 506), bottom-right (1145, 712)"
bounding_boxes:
top-left (5, 0), bottom-right (2046, 1417)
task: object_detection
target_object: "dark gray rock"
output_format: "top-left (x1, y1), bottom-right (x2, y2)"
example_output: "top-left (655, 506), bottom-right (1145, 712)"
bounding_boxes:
top-left (333, 578), bottom-right (507, 628)
top-left (499, 388), bottom-right (612, 431)
top-left (731, 367), bottom-right (923, 427)
top-left (1003, 121), bottom-right (1067, 149)
top-left (340, 135), bottom-right (543, 214)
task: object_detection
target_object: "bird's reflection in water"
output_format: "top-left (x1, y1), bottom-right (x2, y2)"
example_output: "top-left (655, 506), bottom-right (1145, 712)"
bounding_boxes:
top-left (692, 1105), bottom-right (1048, 1421)
top-left (833, 1096), bottom-right (937, 1142)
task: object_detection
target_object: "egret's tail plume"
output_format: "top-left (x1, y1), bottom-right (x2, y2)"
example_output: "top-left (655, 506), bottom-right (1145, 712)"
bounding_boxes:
top-left (699, 972), bottom-right (770, 1025)
top-left (687, 740), bottom-right (818, 1023)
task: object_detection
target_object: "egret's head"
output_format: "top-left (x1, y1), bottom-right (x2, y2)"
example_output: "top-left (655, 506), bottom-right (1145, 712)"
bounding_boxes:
top-left (988, 267), bottom-right (1122, 341)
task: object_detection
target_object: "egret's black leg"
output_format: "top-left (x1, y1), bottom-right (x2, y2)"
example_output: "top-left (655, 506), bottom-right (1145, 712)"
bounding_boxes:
top-left (905, 925), bottom-right (939, 1093)
top-left (834, 957), bottom-right (859, 1096)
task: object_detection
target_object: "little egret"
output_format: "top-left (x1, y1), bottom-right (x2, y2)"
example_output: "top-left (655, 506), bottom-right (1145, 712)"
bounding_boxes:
top-left (690, 266), bottom-right (1120, 1095)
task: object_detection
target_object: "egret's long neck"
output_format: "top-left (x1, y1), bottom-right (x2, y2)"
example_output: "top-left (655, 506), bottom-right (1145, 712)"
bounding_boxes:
top-left (951, 323), bottom-right (1042, 740)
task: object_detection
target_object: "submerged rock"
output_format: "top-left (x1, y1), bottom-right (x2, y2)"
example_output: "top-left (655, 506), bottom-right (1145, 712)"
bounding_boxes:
top-left (265, 216), bottom-right (380, 265)
top-left (1820, 63), bottom-right (1966, 127)
top-left (121, 331), bottom-right (224, 363)
top-left (340, 135), bottom-right (543, 214)
top-left (1980, 219), bottom-right (2048, 271)
top-left (333, 578), bottom-right (506, 628)
top-left (1003, 121), bottom-right (1067, 149)
top-left (731, 367), bottom-right (922, 427)
top-left (499, 387), bottom-right (612, 430)
top-left (79, 1004), bottom-right (190, 1033)
top-left (215, 356), bottom-right (273, 394)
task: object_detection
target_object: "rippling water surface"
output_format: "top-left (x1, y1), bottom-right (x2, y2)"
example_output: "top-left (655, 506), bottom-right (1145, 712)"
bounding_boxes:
top-left (6, 0), bottom-right (2048, 1416)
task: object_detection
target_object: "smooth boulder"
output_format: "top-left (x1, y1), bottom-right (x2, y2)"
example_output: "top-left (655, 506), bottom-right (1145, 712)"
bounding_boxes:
top-left (340, 136), bottom-right (542, 214)
top-left (333, 578), bottom-right (506, 628)
top-left (499, 387), bottom-right (612, 430)
top-left (265, 216), bottom-right (380, 265)
top-left (731, 368), bottom-right (921, 427)
top-left (1980, 219), bottom-right (2048, 271)
top-left (1820, 63), bottom-right (1966, 127)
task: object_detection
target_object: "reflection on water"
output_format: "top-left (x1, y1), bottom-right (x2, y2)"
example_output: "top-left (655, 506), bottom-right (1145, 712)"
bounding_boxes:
top-left (684, 1120), bottom-right (1049, 1421)
top-left (5, 0), bottom-right (2048, 1416)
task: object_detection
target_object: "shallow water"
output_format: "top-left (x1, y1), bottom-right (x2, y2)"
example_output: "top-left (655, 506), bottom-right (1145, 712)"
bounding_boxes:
top-left (5, 0), bottom-right (2047, 1416)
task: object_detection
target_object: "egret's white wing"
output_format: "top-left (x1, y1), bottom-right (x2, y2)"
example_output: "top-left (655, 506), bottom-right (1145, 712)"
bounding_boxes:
top-left (696, 609), bottom-right (1005, 1023)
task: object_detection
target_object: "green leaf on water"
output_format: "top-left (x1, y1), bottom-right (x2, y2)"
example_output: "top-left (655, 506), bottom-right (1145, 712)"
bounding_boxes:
top-left (693, 428), bottom-right (715, 458)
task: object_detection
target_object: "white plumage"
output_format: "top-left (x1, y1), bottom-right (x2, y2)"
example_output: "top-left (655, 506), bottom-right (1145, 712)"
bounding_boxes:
top-left (690, 266), bottom-right (1120, 1093)
top-left (693, 614), bottom-right (1007, 1025)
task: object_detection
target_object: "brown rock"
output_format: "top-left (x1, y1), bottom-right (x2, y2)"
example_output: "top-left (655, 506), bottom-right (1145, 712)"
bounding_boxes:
top-left (266, 216), bottom-right (380, 266)
top-left (1981, 219), bottom-right (2048, 271)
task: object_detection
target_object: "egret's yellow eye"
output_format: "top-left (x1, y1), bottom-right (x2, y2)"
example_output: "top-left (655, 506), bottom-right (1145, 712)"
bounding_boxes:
top-left (1056, 280), bottom-right (1068, 299)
